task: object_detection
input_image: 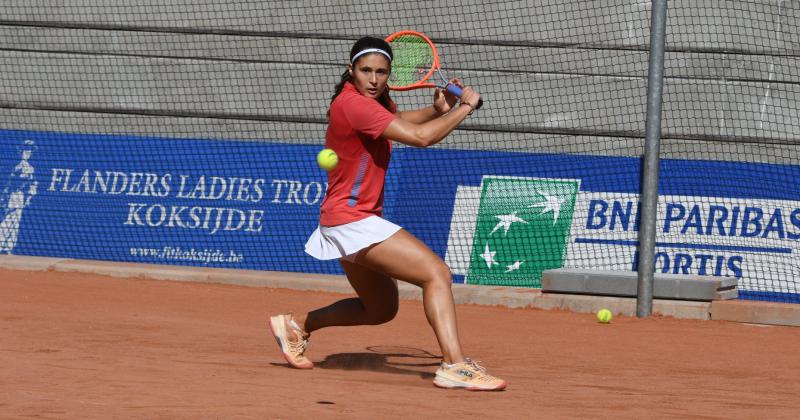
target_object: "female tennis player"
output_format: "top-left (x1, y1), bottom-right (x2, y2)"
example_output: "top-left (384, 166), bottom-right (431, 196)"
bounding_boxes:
top-left (269, 36), bottom-right (506, 391)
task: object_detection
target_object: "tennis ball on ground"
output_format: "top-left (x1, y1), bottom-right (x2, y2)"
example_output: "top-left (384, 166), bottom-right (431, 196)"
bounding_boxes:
top-left (597, 308), bottom-right (613, 323)
top-left (316, 148), bottom-right (339, 171)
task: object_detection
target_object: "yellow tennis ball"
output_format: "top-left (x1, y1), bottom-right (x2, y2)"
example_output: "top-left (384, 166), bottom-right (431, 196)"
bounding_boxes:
top-left (597, 308), bottom-right (612, 324)
top-left (316, 148), bottom-right (339, 171)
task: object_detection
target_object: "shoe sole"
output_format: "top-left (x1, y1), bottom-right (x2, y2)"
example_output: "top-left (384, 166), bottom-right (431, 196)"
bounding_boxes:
top-left (268, 316), bottom-right (313, 369)
top-left (433, 376), bottom-right (507, 391)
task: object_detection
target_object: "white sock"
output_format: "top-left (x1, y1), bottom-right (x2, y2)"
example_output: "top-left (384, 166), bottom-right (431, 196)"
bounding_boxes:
top-left (441, 359), bottom-right (469, 369)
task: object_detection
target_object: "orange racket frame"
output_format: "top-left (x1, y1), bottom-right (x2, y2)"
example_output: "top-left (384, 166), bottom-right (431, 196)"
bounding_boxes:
top-left (384, 30), bottom-right (482, 108)
top-left (384, 30), bottom-right (444, 91)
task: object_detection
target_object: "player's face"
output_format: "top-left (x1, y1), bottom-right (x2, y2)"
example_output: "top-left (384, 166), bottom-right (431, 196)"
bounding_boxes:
top-left (348, 53), bottom-right (391, 99)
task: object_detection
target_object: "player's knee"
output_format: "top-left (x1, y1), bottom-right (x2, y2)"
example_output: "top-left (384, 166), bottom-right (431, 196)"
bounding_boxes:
top-left (367, 300), bottom-right (398, 325)
top-left (381, 301), bottom-right (400, 324)
top-left (429, 263), bottom-right (453, 290)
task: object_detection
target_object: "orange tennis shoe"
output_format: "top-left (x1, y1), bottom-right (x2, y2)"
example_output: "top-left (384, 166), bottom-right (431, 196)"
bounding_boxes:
top-left (268, 314), bottom-right (313, 369)
top-left (433, 358), bottom-right (507, 391)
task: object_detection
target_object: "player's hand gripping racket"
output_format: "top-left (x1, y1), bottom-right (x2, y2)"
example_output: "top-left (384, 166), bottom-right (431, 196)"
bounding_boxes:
top-left (385, 30), bottom-right (483, 109)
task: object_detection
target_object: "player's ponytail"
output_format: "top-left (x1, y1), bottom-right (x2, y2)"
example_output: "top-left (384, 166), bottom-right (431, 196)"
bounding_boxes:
top-left (329, 69), bottom-right (353, 109)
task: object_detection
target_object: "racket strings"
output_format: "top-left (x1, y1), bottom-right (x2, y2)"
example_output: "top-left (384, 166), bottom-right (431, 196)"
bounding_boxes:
top-left (387, 34), bottom-right (435, 87)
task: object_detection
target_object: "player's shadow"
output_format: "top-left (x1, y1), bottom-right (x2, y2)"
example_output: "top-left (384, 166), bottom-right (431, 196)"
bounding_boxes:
top-left (272, 345), bottom-right (440, 379)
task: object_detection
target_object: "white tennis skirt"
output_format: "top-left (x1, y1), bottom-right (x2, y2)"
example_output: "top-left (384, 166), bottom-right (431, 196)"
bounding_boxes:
top-left (304, 215), bottom-right (402, 261)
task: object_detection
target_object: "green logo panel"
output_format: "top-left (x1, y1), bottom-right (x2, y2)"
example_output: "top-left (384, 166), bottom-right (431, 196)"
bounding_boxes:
top-left (467, 177), bottom-right (580, 287)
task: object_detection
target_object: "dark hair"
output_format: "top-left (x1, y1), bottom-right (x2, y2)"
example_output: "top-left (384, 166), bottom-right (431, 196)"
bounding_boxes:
top-left (329, 36), bottom-right (394, 114)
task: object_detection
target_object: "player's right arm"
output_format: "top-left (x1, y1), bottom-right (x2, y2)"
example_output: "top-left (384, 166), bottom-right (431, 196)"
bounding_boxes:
top-left (383, 88), bottom-right (480, 148)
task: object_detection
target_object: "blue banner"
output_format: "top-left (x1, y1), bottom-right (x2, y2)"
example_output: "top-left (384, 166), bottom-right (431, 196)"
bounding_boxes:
top-left (0, 130), bottom-right (338, 273)
top-left (2, 129), bottom-right (798, 303)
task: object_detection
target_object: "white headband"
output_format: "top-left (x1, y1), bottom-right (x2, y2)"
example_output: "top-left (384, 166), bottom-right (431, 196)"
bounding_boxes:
top-left (351, 48), bottom-right (392, 63)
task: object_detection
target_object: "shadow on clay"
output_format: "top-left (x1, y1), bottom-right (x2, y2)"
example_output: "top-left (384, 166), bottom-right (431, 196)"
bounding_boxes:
top-left (271, 345), bottom-right (441, 379)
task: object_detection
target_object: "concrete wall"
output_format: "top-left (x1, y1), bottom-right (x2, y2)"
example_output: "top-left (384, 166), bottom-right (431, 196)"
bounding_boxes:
top-left (1, 1), bottom-right (799, 163)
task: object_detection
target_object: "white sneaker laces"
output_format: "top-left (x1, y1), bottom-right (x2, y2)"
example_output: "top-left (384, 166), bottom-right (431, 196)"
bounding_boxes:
top-left (465, 358), bottom-right (486, 373)
top-left (288, 335), bottom-right (308, 355)
top-left (286, 317), bottom-right (309, 355)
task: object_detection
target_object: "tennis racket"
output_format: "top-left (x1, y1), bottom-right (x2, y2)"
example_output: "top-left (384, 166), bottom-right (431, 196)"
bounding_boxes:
top-left (385, 30), bottom-right (483, 109)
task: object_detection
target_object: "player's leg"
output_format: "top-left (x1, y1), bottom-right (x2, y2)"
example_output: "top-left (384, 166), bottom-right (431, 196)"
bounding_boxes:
top-left (353, 228), bottom-right (507, 391)
top-left (351, 229), bottom-right (465, 364)
top-left (269, 258), bottom-right (398, 369)
top-left (295, 262), bottom-right (399, 332)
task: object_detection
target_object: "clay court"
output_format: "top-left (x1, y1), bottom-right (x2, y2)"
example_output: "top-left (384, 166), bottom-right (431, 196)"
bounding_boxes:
top-left (2, 268), bottom-right (799, 419)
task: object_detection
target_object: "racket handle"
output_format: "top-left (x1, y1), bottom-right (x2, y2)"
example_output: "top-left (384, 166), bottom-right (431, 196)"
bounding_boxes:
top-left (445, 84), bottom-right (484, 110)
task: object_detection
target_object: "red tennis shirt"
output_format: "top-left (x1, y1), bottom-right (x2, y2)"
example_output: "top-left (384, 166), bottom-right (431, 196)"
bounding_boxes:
top-left (319, 82), bottom-right (398, 226)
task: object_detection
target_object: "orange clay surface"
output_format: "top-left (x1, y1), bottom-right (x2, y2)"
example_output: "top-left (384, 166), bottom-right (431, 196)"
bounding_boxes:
top-left (2, 268), bottom-right (800, 420)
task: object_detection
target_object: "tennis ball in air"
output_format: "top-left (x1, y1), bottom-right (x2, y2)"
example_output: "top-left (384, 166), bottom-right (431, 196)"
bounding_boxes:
top-left (596, 308), bottom-right (613, 324)
top-left (316, 148), bottom-right (339, 171)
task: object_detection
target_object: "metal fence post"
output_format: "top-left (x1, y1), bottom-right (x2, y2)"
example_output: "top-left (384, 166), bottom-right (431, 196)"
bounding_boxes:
top-left (637, 0), bottom-right (669, 317)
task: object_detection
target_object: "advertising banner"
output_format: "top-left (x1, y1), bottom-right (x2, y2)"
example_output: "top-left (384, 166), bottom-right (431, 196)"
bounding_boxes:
top-left (0, 130), bottom-right (339, 274)
top-left (2, 130), bottom-right (798, 302)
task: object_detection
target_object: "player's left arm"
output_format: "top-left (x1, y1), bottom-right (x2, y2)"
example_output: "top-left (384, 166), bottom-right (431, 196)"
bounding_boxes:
top-left (397, 80), bottom-right (462, 123)
top-left (397, 105), bottom-right (442, 123)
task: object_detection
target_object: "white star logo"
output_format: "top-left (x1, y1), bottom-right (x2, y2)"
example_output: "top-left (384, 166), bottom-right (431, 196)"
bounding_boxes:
top-left (489, 211), bottom-right (528, 236)
top-left (505, 261), bottom-right (524, 273)
top-left (528, 188), bottom-right (564, 225)
top-left (479, 243), bottom-right (499, 269)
